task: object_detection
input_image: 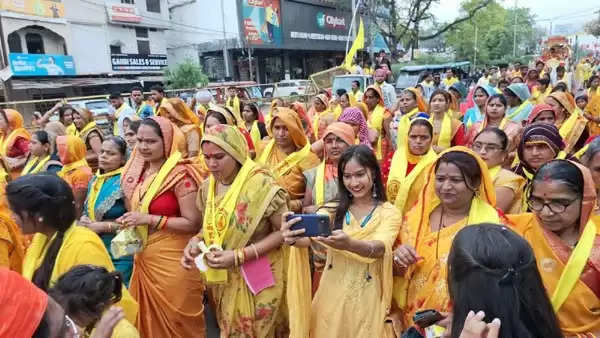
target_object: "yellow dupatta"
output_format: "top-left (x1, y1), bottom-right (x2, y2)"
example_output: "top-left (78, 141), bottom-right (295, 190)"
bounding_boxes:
top-left (506, 100), bottom-right (530, 120)
top-left (314, 161), bottom-right (327, 206)
top-left (258, 140), bottom-right (310, 178)
top-left (226, 95), bottom-right (241, 117)
top-left (75, 120), bottom-right (98, 138)
top-left (86, 168), bottom-right (123, 221)
top-left (369, 104), bottom-right (386, 160)
top-left (311, 94), bottom-right (330, 138)
top-left (65, 124), bottom-right (77, 136)
top-left (559, 109), bottom-right (587, 153)
top-left (113, 104), bottom-right (127, 135)
top-left (395, 107), bottom-right (420, 148)
top-left (21, 155), bottom-right (50, 176)
top-left (430, 111), bottom-right (454, 149)
top-left (250, 120), bottom-right (261, 146)
top-left (56, 135), bottom-right (88, 178)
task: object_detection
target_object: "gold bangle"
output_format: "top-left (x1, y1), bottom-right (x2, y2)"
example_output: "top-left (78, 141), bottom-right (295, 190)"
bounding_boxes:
top-left (233, 249), bottom-right (239, 267)
top-left (238, 249), bottom-right (245, 266)
top-left (251, 243), bottom-right (259, 260)
top-left (107, 223), bottom-right (113, 232)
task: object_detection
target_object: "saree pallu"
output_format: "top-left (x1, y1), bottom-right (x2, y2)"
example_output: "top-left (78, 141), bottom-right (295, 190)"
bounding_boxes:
top-left (586, 95), bottom-right (600, 136)
top-left (368, 104), bottom-right (387, 160)
top-left (129, 230), bottom-right (206, 337)
top-left (0, 209), bottom-right (25, 272)
top-left (559, 110), bottom-right (588, 154)
top-left (492, 168), bottom-right (526, 214)
top-left (431, 113), bottom-right (463, 150)
top-left (508, 214), bottom-right (600, 335)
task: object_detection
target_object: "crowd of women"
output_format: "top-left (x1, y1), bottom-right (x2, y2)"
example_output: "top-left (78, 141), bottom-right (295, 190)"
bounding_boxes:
top-left (0, 59), bottom-right (600, 338)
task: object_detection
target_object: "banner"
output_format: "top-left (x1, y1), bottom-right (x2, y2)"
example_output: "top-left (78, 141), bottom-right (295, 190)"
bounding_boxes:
top-left (111, 54), bottom-right (168, 71)
top-left (241, 0), bottom-right (282, 46)
top-left (0, 0), bottom-right (64, 18)
top-left (9, 53), bottom-right (75, 76)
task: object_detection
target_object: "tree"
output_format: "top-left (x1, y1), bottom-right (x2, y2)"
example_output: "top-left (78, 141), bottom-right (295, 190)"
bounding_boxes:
top-left (164, 59), bottom-right (209, 89)
top-left (585, 17), bottom-right (600, 38)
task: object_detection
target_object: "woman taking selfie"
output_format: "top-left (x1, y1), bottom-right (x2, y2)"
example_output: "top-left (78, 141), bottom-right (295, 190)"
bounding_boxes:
top-left (182, 124), bottom-right (288, 336)
top-left (79, 136), bottom-right (133, 284)
top-left (284, 145), bottom-right (401, 337)
top-left (507, 160), bottom-right (600, 335)
top-left (392, 147), bottom-right (500, 329)
top-left (21, 130), bottom-right (62, 175)
top-left (471, 128), bottom-right (525, 214)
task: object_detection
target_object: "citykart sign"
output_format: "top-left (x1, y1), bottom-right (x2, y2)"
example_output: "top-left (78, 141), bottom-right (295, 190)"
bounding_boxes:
top-left (316, 11), bottom-right (346, 30)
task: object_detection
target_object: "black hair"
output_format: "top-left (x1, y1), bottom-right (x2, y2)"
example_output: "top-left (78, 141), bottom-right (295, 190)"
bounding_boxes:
top-left (551, 82), bottom-right (568, 93)
top-left (49, 265), bottom-right (123, 329)
top-left (334, 145), bottom-right (386, 230)
top-left (402, 89), bottom-right (417, 101)
top-left (352, 80), bottom-right (360, 86)
top-left (128, 120), bottom-right (141, 134)
top-left (243, 102), bottom-right (260, 121)
top-left (590, 75), bottom-right (600, 84)
top-left (435, 151), bottom-right (481, 191)
top-left (6, 175), bottom-right (76, 291)
top-left (474, 127), bottom-right (509, 151)
top-left (130, 86), bottom-right (144, 93)
top-left (33, 130), bottom-right (51, 145)
top-left (336, 88), bottom-right (347, 97)
top-left (583, 136), bottom-right (600, 164)
top-left (474, 86), bottom-right (490, 97)
top-left (448, 223), bottom-right (562, 338)
top-left (104, 136), bottom-right (127, 157)
top-left (429, 89), bottom-right (451, 105)
top-left (206, 110), bottom-right (229, 125)
top-left (487, 93), bottom-right (507, 108)
top-left (408, 118), bottom-right (433, 137)
top-left (140, 118), bottom-right (163, 138)
top-left (150, 85), bottom-right (164, 94)
top-left (498, 79), bottom-right (509, 86)
top-left (539, 78), bottom-right (550, 86)
top-left (532, 160), bottom-right (584, 197)
top-left (556, 65), bottom-right (565, 72)
top-left (108, 93), bottom-right (122, 100)
top-left (58, 105), bottom-right (74, 122)
top-left (365, 87), bottom-right (381, 100)
top-left (32, 312), bottom-right (51, 338)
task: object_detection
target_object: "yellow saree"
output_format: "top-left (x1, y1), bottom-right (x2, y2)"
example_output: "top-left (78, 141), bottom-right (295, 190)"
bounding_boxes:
top-left (490, 166), bottom-right (526, 214)
top-left (551, 92), bottom-right (588, 154)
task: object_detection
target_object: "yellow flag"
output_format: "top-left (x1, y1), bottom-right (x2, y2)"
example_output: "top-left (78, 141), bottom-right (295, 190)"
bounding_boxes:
top-left (343, 18), bottom-right (365, 71)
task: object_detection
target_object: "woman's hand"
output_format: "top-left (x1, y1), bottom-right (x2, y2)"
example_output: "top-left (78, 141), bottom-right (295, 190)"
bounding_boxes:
top-left (78, 215), bottom-right (92, 227)
top-left (117, 212), bottom-right (151, 228)
top-left (317, 230), bottom-right (351, 251)
top-left (90, 306), bottom-right (124, 338)
top-left (281, 211), bottom-right (305, 245)
top-left (393, 244), bottom-right (421, 269)
top-left (205, 250), bottom-right (235, 269)
top-left (458, 311), bottom-right (501, 338)
top-left (181, 236), bottom-right (201, 270)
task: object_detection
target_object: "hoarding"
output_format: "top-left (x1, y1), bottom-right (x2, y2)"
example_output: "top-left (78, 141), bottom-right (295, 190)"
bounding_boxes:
top-left (241, 0), bottom-right (282, 46)
top-left (111, 54), bottom-right (168, 71)
top-left (9, 53), bottom-right (75, 76)
top-left (0, 0), bottom-right (64, 18)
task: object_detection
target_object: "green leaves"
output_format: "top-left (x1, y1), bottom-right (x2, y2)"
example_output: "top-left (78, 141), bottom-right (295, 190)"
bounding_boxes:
top-left (164, 58), bottom-right (209, 90)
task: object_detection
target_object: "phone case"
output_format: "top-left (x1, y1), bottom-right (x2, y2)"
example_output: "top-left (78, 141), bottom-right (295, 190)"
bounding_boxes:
top-left (287, 214), bottom-right (331, 237)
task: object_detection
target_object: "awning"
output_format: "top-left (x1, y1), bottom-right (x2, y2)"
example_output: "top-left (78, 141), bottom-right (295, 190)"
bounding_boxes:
top-left (370, 33), bottom-right (390, 54)
top-left (9, 77), bottom-right (141, 90)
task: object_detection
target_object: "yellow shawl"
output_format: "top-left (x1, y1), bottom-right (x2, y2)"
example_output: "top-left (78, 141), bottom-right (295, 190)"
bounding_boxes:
top-left (86, 168), bottom-right (123, 221)
top-left (21, 155), bottom-right (50, 176)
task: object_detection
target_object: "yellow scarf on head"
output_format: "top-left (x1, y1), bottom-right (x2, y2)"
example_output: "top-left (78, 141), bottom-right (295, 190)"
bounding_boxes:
top-left (75, 121), bottom-right (98, 138)
top-left (57, 159), bottom-right (88, 178)
top-left (551, 219), bottom-right (597, 312)
top-left (21, 155), bottom-right (50, 176)
top-left (431, 111), bottom-right (453, 149)
top-left (249, 120), bottom-right (261, 146)
top-left (390, 148), bottom-right (437, 211)
top-left (257, 140), bottom-right (311, 178)
top-left (395, 108), bottom-right (420, 148)
top-left (203, 158), bottom-right (257, 283)
top-left (86, 168), bottom-right (123, 221)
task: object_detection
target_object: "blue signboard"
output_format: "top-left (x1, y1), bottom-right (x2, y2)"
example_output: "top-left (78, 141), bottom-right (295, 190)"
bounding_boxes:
top-left (9, 53), bottom-right (76, 76)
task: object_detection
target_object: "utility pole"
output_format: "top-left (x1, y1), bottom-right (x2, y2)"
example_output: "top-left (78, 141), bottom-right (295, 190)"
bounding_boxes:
top-left (220, 0), bottom-right (230, 80)
top-left (512, 0), bottom-right (518, 58)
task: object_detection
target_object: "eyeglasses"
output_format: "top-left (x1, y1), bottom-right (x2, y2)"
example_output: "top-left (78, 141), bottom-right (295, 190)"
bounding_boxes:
top-left (527, 196), bottom-right (579, 213)
top-left (472, 142), bottom-right (503, 153)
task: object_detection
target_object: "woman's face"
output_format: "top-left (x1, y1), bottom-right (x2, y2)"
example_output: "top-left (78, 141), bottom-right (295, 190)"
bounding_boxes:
top-left (399, 92), bottom-right (417, 113)
top-left (136, 124), bottom-right (165, 163)
top-left (99, 140), bottom-right (125, 172)
top-left (313, 98), bottom-right (326, 112)
top-left (430, 94), bottom-right (448, 114)
top-left (342, 157), bottom-right (373, 200)
top-left (63, 109), bottom-right (73, 125)
top-left (72, 112), bottom-right (85, 129)
top-left (364, 89), bottom-right (380, 110)
top-left (473, 88), bottom-right (488, 108)
top-left (324, 133), bottom-right (349, 163)
top-left (202, 141), bottom-right (239, 183)
top-left (242, 105), bottom-right (255, 123)
top-left (587, 152), bottom-right (600, 192)
top-left (340, 95), bottom-right (350, 109)
top-left (531, 180), bottom-right (580, 233)
top-left (533, 110), bottom-right (555, 125)
top-left (408, 125), bottom-right (432, 156)
top-left (435, 161), bottom-right (475, 209)
top-left (472, 131), bottom-right (505, 168)
top-left (485, 97), bottom-right (506, 120)
top-left (204, 115), bottom-right (223, 130)
top-left (544, 97), bottom-right (566, 118)
top-left (576, 98), bottom-right (588, 110)
top-left (522, 142), bottom-right (555, 170)
top-left (30, 134), bottom-right (48, 157)
top-left (124, 126), bottom-right (137, 150)
top-left (272, 117), bottom-right (294, 149)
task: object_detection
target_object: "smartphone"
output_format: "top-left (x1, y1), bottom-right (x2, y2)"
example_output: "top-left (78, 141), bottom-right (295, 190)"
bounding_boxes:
top-left (286, 214), bottom-right (331, 237)
top-left (413, 309), bottom-right (444, 329)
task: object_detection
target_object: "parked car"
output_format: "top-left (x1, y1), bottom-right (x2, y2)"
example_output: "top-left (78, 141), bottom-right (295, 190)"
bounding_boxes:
top-left (332, 74), bottom-right (373, 97)
top-left (263, 80), bottom-right (310, 98)
top-left (69, 98), bottom-right (112, 135)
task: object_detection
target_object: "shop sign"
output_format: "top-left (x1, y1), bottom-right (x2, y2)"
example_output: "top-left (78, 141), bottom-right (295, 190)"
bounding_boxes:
top-left (9, 53), bottom-right (75, 76)
top-left (111, 54), bottom-right (167, 71)
top-left (107, 3), bottom-right (142, 23)
top-left (0, 0), bottom-right (64, 19)
top-left (316, 12), bottom-right (346, 30)
top-left (241, 0), bottom-right (282, 46)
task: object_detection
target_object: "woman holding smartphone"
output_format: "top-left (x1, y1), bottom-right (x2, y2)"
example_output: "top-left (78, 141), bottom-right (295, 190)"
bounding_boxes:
top-left (283, 145), bottom-right (402, 337)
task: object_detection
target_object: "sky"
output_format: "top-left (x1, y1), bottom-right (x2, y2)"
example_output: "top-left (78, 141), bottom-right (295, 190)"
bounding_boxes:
top-left (432, 0), bottom-right (600, 35)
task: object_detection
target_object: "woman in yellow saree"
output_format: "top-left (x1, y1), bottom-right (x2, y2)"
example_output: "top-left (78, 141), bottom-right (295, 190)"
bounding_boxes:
top-left (387, 117), bottom-right (436, 212)
top-left (21, 130), bottom-right (62, 176)
top-left (56, 135), bottom-right (93, 216)
top-left (364, 85), bottom-right (391, 161)
top-left (311, 94), bottom-right (335, 140)
top-left (283, 145), bottom-right (401, 338)
top-left (5, 174), bottom-right (138, 325)
top-left (118, 116), bottom-right (205, 337)
top-left (158, 97), bottom-right (202, 158)
top-left (471, 127), bottom-right (526, 214)
top-left (256, 107), bottom-right (319, 213)
top-left (546, 91), bottom-right (588, 154)
top-left (392, 147), bottom-right (500, 329)
top-left (0, 197), bottom-right (24, 272)
top-left (0, 109), bottom-right (30, 183)
top-left (182, 124), bottom-right (288, 337)
top-left (71, 108), bottom-right (103, 172)
top-left (507, 160), bottom-right (600, 336)
top-left (427, 90), bottom-right (466, 153)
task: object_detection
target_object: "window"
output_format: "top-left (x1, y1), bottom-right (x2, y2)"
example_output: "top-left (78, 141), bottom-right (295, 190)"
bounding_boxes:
top-left (137, 40), bottom-right (150, 54)
top-left (149, 28), bottom-right (157, 32)
top-left (7, 32), bottom-right (22, 53)
top-left (110, 45), bottom-right (122, 54)
top-left (135, 27), bottom-right (148, 38)
top-left (146, 0), bottom-right (160, 13)
top-left (25, 33), bottom-right (44, 54)
top-left (121, 0), bottom-right (134, 3)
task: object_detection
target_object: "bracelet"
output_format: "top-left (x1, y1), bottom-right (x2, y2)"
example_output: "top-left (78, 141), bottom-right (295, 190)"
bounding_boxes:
top-left (233, 249), bottom-right (239, 267)
top-left (156, 216), bottom-right (168, 230)
top-left (237, 249), bottom-right (245, 266)
top-left (250, 243), bottom-right (259, 260)
top-left (106, 222), bottom-right (113, 232)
